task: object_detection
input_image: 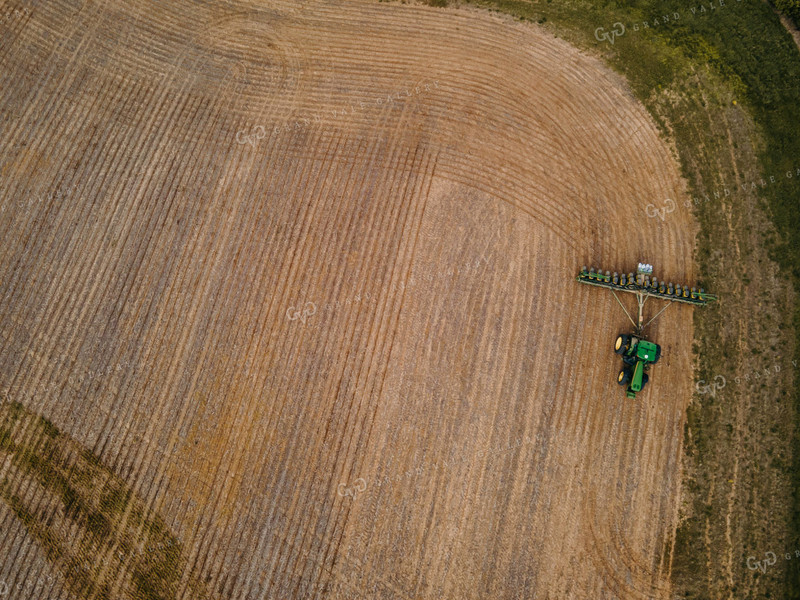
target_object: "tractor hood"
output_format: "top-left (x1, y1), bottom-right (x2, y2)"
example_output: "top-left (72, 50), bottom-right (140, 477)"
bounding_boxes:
top-left (636, 340), bottom-right (660, 362)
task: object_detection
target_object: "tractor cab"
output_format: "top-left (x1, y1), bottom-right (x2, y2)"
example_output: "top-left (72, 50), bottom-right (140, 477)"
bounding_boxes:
top-left (615, 334), bottom-right (661, 399)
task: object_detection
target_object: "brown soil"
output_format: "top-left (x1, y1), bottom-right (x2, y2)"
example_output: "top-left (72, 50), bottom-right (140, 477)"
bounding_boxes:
top-left (0, 1), bottom-right (703, 598)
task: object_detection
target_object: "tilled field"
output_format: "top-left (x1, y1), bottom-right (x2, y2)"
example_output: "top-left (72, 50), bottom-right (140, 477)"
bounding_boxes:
top-left (0, 1), bottom-right (700, 598)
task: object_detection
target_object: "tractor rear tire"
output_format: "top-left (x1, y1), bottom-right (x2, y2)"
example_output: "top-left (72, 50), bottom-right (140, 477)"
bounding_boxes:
top-left (615, 334), bottom-right (630, 354)
top-left (618, 368), bottom-right (631, 385)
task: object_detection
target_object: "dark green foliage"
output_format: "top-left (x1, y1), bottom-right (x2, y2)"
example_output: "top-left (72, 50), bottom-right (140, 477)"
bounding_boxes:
top-left (774, 0), bottom-right (800, 25)
top-left (132, 540), bottom-right (184, 600)
top-left (86, 511), bottom-right (111, 538)
top-left (0, 400), bottom-right (214, 600)
top-left (39, 416), bottom-right (60, 439)
top-left (99, 485), bottom-right (131, 515)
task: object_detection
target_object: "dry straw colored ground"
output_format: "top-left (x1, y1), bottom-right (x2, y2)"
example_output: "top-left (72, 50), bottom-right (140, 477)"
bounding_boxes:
top-left (0, 0), bottom-right (701, 598)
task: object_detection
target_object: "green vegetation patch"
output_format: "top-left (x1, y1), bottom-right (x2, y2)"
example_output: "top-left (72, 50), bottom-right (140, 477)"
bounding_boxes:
top-left (0, 400), bottom-right (216, 600)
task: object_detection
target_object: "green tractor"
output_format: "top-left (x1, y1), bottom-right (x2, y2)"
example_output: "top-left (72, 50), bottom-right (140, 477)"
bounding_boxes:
top-left (614, 334), bottom-right (661, 399)
top-left (577, 263), bottom-right (715, 399)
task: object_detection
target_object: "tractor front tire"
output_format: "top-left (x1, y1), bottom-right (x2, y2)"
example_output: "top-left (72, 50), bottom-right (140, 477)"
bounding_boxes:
top-left (615, 334), bottom-right (630, 354)
top-left (641, 373), bottom-right (649, 388)
top-left (618, 368), bottom-right (631, 385)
